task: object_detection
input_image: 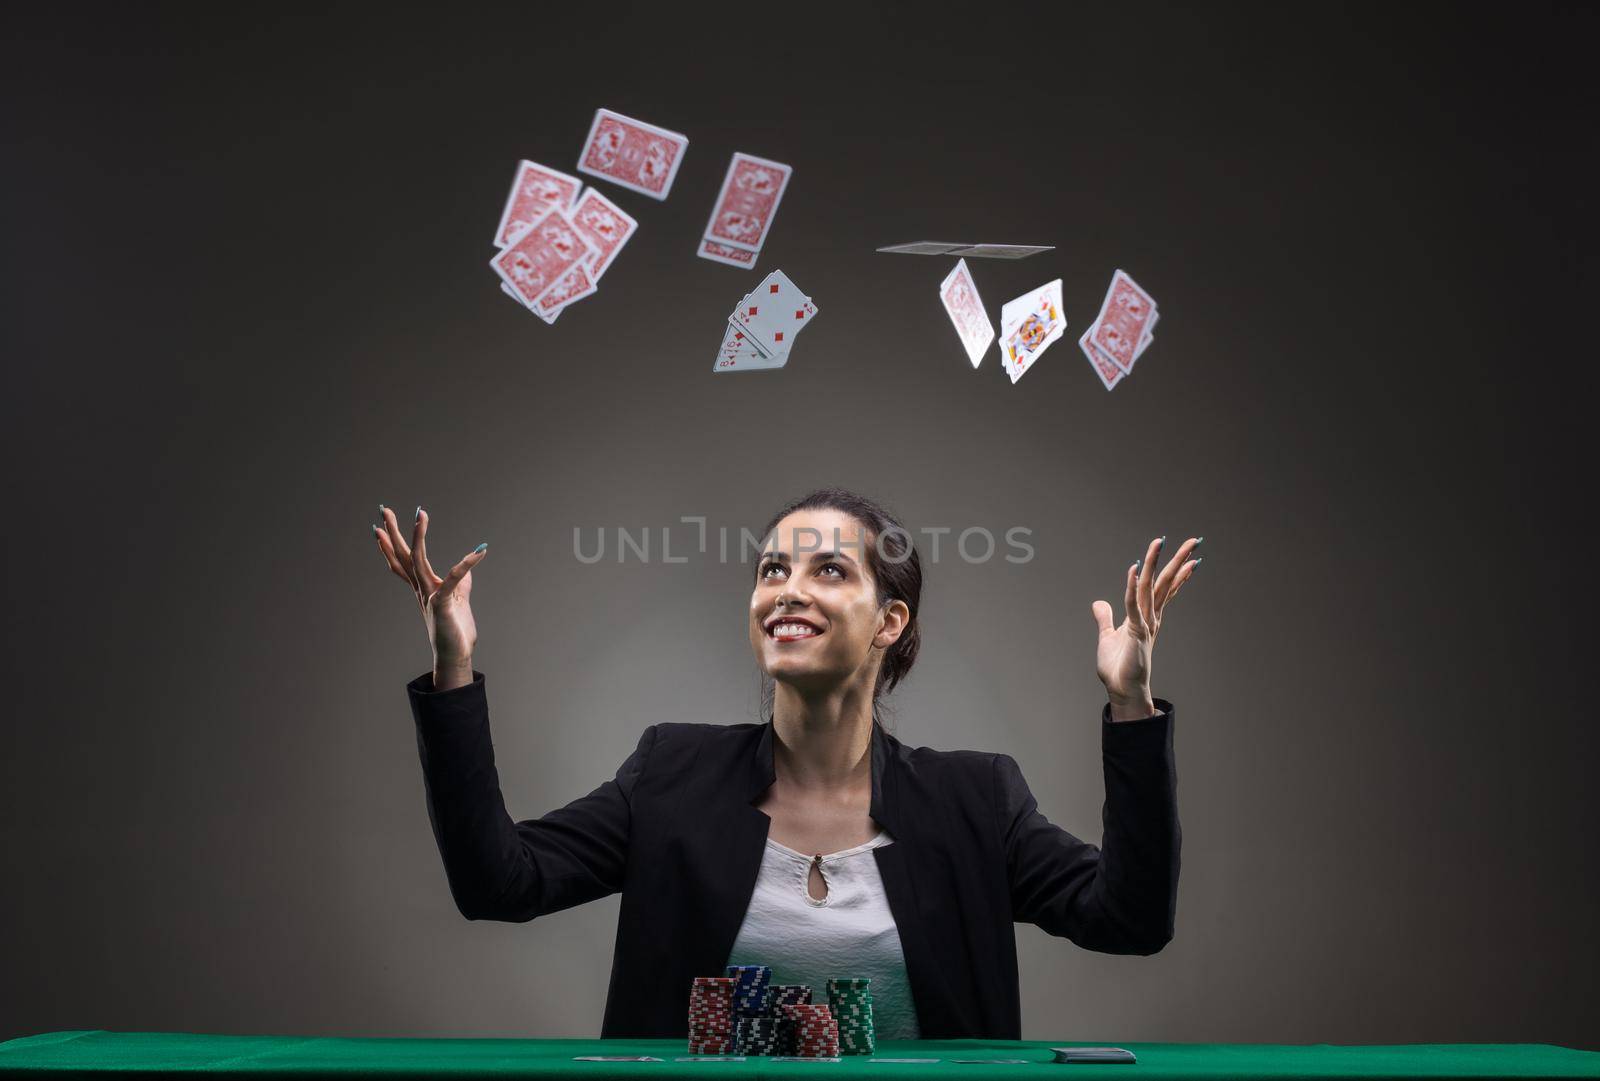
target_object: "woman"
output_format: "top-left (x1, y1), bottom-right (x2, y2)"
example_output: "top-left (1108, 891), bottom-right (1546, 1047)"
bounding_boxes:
top-left (372, 487), bottom-right (1198, 1040)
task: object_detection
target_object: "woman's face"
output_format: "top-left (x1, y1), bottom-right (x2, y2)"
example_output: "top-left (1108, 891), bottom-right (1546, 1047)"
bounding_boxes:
top-left (748, 509), bottom-right (908, 696)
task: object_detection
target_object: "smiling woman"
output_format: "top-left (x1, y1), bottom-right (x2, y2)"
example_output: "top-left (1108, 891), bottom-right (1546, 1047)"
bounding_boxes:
top-left (395, 484), bottom-right (1182, 1043)
top-left (749, 487), bottom-right (923, 733)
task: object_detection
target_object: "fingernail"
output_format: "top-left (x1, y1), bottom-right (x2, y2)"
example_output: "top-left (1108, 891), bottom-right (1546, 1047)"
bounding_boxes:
top-left (415, 505), bottom-right (421, 522)
top-left (1194, 557), bottom-right (1203, 567)
top-left (473, 542), bottom-right (487, 553)
top-left (1159, 535), bottom-right (1166, 546)
top-left (1195, 536), bottom-right (1204, 547)
top-left (378, 504), bottom-right (387, 515)
top-left (371, 524), bottom-right (381, 537)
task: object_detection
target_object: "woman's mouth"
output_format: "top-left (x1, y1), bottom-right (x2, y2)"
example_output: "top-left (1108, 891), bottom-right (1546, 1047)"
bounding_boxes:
top-left (768, 620), bottom-right (823, 642)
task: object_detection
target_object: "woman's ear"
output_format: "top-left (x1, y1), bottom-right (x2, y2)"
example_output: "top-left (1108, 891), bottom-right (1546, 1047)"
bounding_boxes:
top-left (875, 599), bottom-right (912, 649)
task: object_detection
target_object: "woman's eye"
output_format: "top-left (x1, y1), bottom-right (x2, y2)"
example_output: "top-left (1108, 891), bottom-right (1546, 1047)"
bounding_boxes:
top-left (820, 562), bottom-right (844, 577)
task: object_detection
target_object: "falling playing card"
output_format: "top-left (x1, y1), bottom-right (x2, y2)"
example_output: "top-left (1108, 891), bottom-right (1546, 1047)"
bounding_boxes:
top-left (1080, 324), bottom-right (1125, 390)
top-left (876, 241), bottom-right (971, 255)
top-left (698, 238), bottom-right (759, 267)
top-left (713, 322), bottom-right (786, 372)
top-left (877, 241), bottom-right (1053, 259)
top-left (1089, 269), bottom-right (1158, 374)
top-left (530, 255), bottom-right (597, 318)
top-left (568, 187), bottom-right (637, 280)
top-left (938, 259), bottom-right (994, 368)
top-left (490, 207), bottom-right (593, 310)
top-left (945, 243), bottom-right (1054, 259)
top-left (730, 269), bottom-right (817, 357)
top-left (703, 152), bottom-right (792, 253)
top-left (493, 160), bottom-right (583, 248)
top-left (577, 107), bottom-right (689, 200)
top-left (998, 279), bottom-right (1066, 383)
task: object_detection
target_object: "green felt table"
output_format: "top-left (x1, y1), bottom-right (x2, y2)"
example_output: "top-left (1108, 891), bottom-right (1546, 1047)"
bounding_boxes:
top-left (1, 1032), bottom-right (1596, 1079)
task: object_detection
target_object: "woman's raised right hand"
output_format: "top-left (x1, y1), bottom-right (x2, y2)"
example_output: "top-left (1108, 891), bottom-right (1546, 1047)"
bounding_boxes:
top-left (373, 505), bottom-right (487, 667)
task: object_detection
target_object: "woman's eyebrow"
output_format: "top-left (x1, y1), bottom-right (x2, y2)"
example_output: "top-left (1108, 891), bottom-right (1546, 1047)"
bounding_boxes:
top-left (764, 549), bottom-right (858, 566)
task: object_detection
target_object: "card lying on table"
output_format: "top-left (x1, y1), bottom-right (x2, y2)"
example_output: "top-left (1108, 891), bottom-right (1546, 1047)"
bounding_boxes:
top-left (1053, 1045), bottom-right (1138, 1063)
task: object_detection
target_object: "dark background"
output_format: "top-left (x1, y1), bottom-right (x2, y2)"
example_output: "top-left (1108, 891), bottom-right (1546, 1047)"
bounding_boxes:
top-left (3, 1), bottom-right (1595, 1051)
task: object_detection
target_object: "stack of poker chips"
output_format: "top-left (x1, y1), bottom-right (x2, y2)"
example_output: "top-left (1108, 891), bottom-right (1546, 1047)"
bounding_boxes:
top-left (766, 984), bottom-right (813, 1055)
top-left (725, 965), bottom-right (774, 1056)
top-left (686, 976), bottom-right (736, 1055)
top-left (827, 977), bottom-right (876, 1055)
top-left (780, 1003), bottom-right (840, 1057)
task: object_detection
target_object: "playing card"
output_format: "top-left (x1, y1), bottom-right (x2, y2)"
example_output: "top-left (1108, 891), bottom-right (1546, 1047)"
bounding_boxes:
top-left (568, 187), bottom-right (637, 280)
top-left (713, 321), bottom-right (786, 372)
top-left (703, 152), bottom-right (792, 253)
top-left (998, 279), bottom-right (1065, 383)
top-left (493, 160), bottom-right (584, 248)
top-left (490, 207), bottom-right (593, 310)
top-left (944, 243), bottom-right (1054, 259)
top-left (577, 107), bottom-right (689, 200)
top-left (698, 237), bottom-right (759, 267)
top-left (1080, 324), bottom-right (1124, 390)
top-left (883, 241), bottom-right (966, 254)
top-left (572, 1056), bottom-right (665, 1061)
top-left (531, 255), bottom-right (597, 317)
top-left (1089, 268), bottom-right (1158, 374)
top-left (502, 281), bottom-right (558, 323)
top-left (730, 270), bottom-right (817, 356)
top-left (938, 258), bottom-right (994, 368)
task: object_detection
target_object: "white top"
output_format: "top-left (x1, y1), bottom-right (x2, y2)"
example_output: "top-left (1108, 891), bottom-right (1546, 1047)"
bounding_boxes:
top-left (725, 829), bottom-right (922, 1040)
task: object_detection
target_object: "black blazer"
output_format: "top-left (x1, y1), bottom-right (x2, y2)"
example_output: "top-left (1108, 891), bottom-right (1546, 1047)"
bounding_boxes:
top-left (408, 670), bottom-right (1180, 1039)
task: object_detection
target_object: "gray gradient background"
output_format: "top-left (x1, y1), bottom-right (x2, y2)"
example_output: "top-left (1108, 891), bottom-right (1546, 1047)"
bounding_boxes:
top-left (3, 1), bottom-right (1595, 1052)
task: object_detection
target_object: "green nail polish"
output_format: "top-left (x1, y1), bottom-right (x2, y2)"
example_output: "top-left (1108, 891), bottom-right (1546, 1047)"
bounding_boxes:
top-left (473, 543), bottom-right (487, 553)
top-left (378, 504), bottom-right (387, 515)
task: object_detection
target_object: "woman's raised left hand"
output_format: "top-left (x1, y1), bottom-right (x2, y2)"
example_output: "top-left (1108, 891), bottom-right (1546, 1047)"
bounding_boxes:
top-left (1092, 535), bottom-right (1202, 709)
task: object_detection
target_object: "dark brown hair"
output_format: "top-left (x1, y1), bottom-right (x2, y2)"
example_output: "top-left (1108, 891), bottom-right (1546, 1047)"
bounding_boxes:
top-left (755, 487), bottom-right (924, 728)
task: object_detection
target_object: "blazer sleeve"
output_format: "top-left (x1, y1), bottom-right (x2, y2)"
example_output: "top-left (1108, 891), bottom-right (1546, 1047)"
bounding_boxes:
top-left (994, 699), bottom-right (1180, 954)
top-left (407, 669), bottom-right (657, 923)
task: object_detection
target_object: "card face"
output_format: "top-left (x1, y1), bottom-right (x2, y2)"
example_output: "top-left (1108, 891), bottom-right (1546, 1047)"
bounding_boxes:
top-left (577, 107), bottom-right (689, 200)
top-left (568, 187), bottom-right (637, 280)
top-left (1080, 324), bottom-right (1124, 390)
top-left (938, 258), bottom-right (994, 368)
top-left (493, 160), bottom-right (584, 248)
top-left (698, 238), bottom-right (759, 267)
top-left (944, 243), bottom-right (1054, 259)
top-left (998, 279), bottom-right (1065, 383)
top-left (713, 322), bottom-right (786, 372)
top-left (1089, 268), bottom-right (1157, 374)
top-left (876, 241), bottom-right (971, 255)
top-left (703, 152), bottom-right (792, 253)
top-left (489, 208), bottom-right (592, 310)
top-left (730, 270), bottom-right (817, 356)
